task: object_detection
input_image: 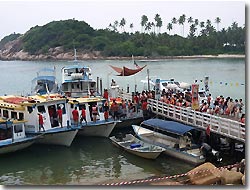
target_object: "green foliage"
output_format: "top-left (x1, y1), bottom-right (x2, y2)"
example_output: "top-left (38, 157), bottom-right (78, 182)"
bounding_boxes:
top-left (4, 19), bottom-right (245, 56)
top-left (0, 33), bottom-right (21, 49)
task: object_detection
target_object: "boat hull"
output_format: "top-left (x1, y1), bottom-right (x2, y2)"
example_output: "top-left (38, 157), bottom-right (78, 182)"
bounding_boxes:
top-left (132, 125), bottom-right (205, 165)
top-left (0, 138), bottom-right (37, 154)
top-left (110, 134), bottom-right (164, 159)
top-left (77, 121), bottom-right (117, 137)
top-left (37, 129), bottom-right (78, 147)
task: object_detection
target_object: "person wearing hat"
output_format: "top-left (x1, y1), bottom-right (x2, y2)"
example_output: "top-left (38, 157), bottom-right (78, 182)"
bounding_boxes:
top-left (38, 113), bottom-right (45, 132)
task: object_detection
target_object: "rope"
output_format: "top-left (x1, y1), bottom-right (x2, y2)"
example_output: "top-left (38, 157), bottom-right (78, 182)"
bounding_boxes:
top-left (100, 163), bottom-right (242, 186)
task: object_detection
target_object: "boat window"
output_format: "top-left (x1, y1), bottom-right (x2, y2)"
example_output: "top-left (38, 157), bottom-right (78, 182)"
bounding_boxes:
top-left (37, 105), bottom-right (46, 113)
top-left (14, 124), bottom-right (23, 133)
top-left (57, 103), bottom-right (66, 114)
top-left (71, 84), bottom-right (74, 89)
top-left (19, 113), bottom-right (24, 120)
top-left (76, 84), bottom-right (80, 89)
top-left (27, 106), bottom-right (33, 113)
top-left (3, 110), bottom-right (9, 118)
top-left (11, 111), bottom-right (18, 120)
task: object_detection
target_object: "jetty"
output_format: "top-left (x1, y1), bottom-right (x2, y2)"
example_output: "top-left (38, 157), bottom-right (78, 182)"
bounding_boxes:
top-left (118, 91), bottom-right (245, 143)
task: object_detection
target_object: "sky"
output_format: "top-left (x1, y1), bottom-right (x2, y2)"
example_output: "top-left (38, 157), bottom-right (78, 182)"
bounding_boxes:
top-left (0, 0), bottom-right (246, 40)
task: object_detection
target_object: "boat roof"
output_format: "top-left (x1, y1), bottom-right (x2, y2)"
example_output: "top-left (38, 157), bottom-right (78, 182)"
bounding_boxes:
top-left (0, 94), bottom-right (66, 107)
top-left (0, 118), bottom-right (27, 124)
top-left (32, 76), bottom-right (56, 82)
top-left (141, 119), bottom-right (194, 136)
top-left (62, 65), bottom-right (91, 70)
top-left (68, 97), bottom-right (105, 104)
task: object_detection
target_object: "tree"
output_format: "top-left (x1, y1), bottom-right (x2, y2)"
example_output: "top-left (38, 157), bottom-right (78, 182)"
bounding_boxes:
top-left (119, 18), bottom-right (126, 33)
top-left (188, 24), bottom-right (196, 38)
top-left (154, 13), bottom-right (163, 34)
top-left (187, 17), bottom-right (193, 24)
top-left (129, 23), bottom-right (134, 33)
top-left (167, 23), bottom-right (173, 35)
top-left (178, 14), bottom-right (186, 37)
top-left (215, 17), bottom-right (221, 31)
top-left (171, 17), bottom-right (177, 34)
top-left (141, 15), bottom-right (148, 33)
top-left (145, 22), bottom-right (152, 33)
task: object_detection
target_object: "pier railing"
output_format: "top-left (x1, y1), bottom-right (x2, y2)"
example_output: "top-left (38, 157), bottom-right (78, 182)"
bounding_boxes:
top-left (147, 99), bottom-right (245, 143)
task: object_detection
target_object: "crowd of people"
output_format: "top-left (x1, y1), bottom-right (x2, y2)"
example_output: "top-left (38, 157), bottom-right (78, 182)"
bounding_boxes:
top-left (108, 88), bottom-right (245, 124)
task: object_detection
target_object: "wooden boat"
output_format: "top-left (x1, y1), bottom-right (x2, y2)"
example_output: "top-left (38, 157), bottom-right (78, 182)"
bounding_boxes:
top-left (0, 119), bottom-right (42, 154)
top-left (132, 118), bottom-right (206, 165)
top-left (67, 97), bottom-right (118, 137)
top-left (110, 133), bottom-right (165, 159)
top-left (0, 94), bottom-right (78, 147)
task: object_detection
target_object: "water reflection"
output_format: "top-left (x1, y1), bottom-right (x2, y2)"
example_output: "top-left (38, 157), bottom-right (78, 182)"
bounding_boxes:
top-left (0, 136), bottom-right (193, 185)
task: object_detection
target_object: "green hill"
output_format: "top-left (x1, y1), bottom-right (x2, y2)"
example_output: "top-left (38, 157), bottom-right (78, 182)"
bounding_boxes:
top-left (0, 19), bottom-right (245, 57)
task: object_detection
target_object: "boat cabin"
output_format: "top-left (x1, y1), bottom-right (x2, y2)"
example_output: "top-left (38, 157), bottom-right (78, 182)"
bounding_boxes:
top-left (0, 119), bottom-right (27, 142)
top-left (0, 94), bottom-right (70, 133)
top-left (67, 97), bottom-right (106, 123)
top-left (61, 66), bottom-right (96, 98)
top-left (140, 119), bottom-right (197, 149)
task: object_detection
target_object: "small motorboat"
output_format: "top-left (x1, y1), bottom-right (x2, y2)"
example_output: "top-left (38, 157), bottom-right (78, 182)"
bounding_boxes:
top-left (110, 133), bottom-right (165, 159)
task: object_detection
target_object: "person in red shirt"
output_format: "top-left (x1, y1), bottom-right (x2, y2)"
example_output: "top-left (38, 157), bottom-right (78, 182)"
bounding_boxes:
top-left (141, 100), bottom-right (148, 119)
top-left (57, 106), bottom-right (63, 128)
top-left (38, 113), bottom-right (45, 132)
top-left (103, 89), bottom-right (109, 100)
top-left (80, 107), bottom-right (87, 125)
top-left (72, 107), bottom-right (79, 126)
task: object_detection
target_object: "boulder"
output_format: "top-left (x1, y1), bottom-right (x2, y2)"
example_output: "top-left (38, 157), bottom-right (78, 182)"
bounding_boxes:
top-left (220, 169), bottom-right (243, 185)
top-left (187, 162), bottom-right (221, 185)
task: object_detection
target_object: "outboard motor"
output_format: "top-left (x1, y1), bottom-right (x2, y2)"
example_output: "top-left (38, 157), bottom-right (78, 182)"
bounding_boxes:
top-left (201, 143), bottom-right (222, 163)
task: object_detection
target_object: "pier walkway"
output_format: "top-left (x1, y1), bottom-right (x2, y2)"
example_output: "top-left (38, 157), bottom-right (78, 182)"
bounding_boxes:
top-left (147, 99), bottom-right (245, 143)
top-left (118, 91), bottom-right (245, 143)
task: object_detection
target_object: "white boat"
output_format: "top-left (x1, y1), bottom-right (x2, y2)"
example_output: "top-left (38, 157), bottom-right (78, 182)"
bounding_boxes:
top-left (110, 134), bottom-right (165, 159)
top-left (0, 94), bottom-right (78, 147)
top-left (67, 97), bottom-right (118, 137)
top-left (0, 119), bottom-right (42, 154)
top-left (132, 118), bottom-right (206, 165)
top-left (141, 78), bottom-right (191, 92)
top-left (61, 49), bottom-right (97, 98)
top-left (31, 67), bottom-right (59, 95)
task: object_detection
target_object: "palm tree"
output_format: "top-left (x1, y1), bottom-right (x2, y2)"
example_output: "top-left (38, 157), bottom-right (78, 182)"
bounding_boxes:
top-left (187, 17), bottom-right (193, 24)
top-left (114, 20), bottom-right (119, 32)
top-left (215, 17), bottom-right (221, 31)
top-left (119, 18), bottom-right (126, 32)
top-left (167, 23), bottom-right (173, 35)
top-left (154, 13), bottom-right (162, 34)
top-left (194, 19), bottom-right (199, 36)
top-left (178, 14), bottom-right (186, 37)
top-left (129, 23), bottom-right (134, 33)
top-left (171, 17), bottom-right (177, 34)
top-left (141, 15), bottom-right (148, 33)
top-left (145, 22), bottom-right (152, 33)
top-left (189, 24), bottom-right (196, 38)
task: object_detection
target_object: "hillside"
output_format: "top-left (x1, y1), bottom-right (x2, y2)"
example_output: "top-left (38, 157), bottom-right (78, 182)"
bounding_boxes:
top-left (0, 19), bottom-right (245, 60)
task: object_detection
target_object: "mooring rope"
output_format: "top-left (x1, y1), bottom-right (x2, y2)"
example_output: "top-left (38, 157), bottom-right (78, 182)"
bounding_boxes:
top-left (100, 163), bottom-right (242, 186)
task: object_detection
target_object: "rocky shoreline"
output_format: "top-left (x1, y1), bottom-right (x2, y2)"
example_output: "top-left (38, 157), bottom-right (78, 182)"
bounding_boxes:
top-left (0, 40), bottom-right (245, 61)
